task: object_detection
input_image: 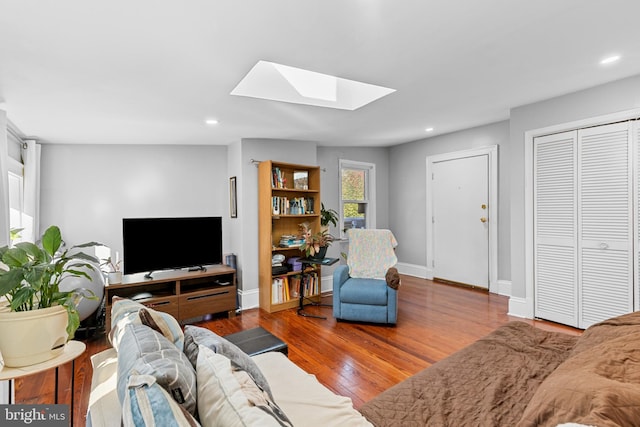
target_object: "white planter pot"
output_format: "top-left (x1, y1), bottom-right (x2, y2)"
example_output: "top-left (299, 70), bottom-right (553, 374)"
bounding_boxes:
top-left (107, 271), bottom-right (122, 284)
top-left (0, 305), bottom-right (68, 367)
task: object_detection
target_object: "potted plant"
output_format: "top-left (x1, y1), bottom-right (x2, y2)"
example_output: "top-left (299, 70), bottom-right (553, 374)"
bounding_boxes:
top-left (320, 203), bottom-right (339, 229)
top-left (299, 222), bottom-right (334, 260)
top-left (0, 225), bottom-right (101, 367)
top-left (100, 256), bottom-right (123, 284)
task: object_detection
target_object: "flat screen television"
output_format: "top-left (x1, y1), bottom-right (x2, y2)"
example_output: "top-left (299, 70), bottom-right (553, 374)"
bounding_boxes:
top-left (123, 216), bottom-right (223, 275)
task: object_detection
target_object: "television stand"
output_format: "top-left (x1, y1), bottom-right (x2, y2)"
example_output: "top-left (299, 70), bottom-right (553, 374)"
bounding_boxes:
top-left (104, 265), bottom-right (237, 332)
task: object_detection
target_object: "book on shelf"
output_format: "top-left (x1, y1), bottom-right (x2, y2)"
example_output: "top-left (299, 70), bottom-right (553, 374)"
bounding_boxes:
top-left (278, 234), bottom-right (304, 248)
top-left (272, 196), bottom-right (315, 215)
top-left (271, 277), bottom-right (291, 304)
top-left (271, 167), bottom-right (286, 189)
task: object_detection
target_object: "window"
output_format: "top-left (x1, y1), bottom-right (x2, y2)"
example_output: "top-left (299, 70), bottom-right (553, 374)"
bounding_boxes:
top-left (339, 159), bottom-right (376, 238)
top-left (6, 134), bottom-right (34, 244)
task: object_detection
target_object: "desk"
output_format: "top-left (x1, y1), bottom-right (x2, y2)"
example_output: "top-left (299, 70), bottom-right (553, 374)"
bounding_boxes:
top-left (0, 340), bottom-right (86, 426)
top-left (298, 257), bottom-right (339, 319)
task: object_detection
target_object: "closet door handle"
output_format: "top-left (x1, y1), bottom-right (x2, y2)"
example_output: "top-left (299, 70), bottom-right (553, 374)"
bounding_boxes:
top-left (599, 243), bottom-right (609, 250)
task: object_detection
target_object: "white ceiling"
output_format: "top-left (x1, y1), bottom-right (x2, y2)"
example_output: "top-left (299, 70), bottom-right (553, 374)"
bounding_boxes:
top-left (1, 0), bottom-right (640, 147)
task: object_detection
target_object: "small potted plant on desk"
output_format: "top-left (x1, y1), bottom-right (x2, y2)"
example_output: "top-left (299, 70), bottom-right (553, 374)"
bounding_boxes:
top-left (0, 225), bottom-right (101, 367)
top-left (299, 222), bottom-right (334, 261)
top-left (101, 256), bottom-right (122, 284)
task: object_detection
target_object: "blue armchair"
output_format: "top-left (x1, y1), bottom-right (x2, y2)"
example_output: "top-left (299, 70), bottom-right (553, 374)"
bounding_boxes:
top-left (333, 229), bottom-right (399, 324)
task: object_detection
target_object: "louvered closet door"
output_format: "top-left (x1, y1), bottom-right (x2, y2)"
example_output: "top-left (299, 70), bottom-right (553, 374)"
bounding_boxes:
top-left (578, 122), bottom-right (633, 329)
top-left (534, 131), bottom-right (578, 327)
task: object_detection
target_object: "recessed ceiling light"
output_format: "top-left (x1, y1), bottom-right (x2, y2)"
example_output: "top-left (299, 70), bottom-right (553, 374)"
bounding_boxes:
top-left (205, 119), bottom-right (219, 125)
top-left (425, 127), bottom-right (434, 132)
top-left (231, 60), bottom-right (395, 111)
top-left (600, 55), bottom-right (621, 65)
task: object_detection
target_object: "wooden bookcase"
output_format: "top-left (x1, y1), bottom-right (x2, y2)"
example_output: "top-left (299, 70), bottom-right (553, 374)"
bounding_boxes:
top-left (104, 265), bottom-right (236, 331)
top-left (258, 161), bottom-right (322, 313)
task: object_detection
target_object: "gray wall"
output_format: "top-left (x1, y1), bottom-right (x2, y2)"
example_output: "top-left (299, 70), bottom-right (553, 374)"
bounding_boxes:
top-left (509, 74), bottom-right (640, 299)
top-left (40, 144), bottom-right (230, 276)
top-left (389, 121), bottom-right (511, 279)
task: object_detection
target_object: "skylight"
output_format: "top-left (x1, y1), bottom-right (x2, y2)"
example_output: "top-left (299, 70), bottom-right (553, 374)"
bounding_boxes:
top-left (230, 61), bottom-right (395, 110)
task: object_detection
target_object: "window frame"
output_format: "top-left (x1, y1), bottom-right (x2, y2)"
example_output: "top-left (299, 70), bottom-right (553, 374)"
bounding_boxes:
top-left (338, 159), bottom-right (376, 239)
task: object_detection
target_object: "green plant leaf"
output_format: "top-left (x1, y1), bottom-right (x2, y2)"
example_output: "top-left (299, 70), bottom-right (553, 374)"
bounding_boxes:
top-left (25, 264), bottom-right (48, 286)
top-left (73, 241), bottom-right (103, 249)
top-left (67, 251), bottom-right (100, 264)
top-left (42, 225), bottom-right (62, 257)
top-left (2, 247), bottom-right (29, 268)
top-left (62, 269), bottom-right (92, 281)
top-left (65, 305), bottom-right (80, 339)
top-left (14, 242), bottom-right (44, 262)
top-left (11, 286), bottom-right (36, 311)
top-left (0, 268), bottom-right (25, 295)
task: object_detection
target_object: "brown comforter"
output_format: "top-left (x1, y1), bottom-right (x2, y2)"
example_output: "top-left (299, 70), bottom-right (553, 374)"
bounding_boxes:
top-left (359, 322), bottom-right (578, 427)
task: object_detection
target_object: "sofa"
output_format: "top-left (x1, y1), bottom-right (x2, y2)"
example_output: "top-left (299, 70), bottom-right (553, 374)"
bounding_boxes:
top-left (87, 298), bottom-right (373, 427)
top-left (88, 298), bottom-right (640, 426)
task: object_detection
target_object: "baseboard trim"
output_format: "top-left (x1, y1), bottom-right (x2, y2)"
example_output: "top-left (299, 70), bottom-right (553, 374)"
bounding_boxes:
top-left (238, 277), bottom-right (333, 311)
top-left (396, 262), bottom-right (431, 279)
top-left (508, 296), bottom-right (533, 319)
top-left (238, 288), bottom-right (259, 311)
top-left (496, 280), bottom-right (512, 297)
top-left (321, 275), bottom-right (332, 294)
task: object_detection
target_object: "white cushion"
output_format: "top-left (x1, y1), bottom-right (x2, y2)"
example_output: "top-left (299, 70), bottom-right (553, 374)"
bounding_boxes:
top-left (196, 346), bottom-right (288, 427)
top-left (253, 351), bottom-right (374, 427)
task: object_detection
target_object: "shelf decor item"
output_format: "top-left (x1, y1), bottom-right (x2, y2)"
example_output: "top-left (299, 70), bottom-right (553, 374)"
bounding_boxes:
top-left (0, 225), bottom-right (101, 367)
top-left (293, 171), bottom-right (308, 190)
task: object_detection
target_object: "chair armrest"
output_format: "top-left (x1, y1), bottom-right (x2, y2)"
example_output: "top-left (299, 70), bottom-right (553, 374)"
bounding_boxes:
top-left (333, 265), bottom-right (350, 289)
top-left (333, 265), bottom-right (350, 319)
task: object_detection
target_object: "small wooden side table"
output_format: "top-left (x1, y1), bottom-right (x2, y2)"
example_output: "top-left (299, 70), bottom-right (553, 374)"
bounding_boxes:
top-left (0, 340), bottom-right (86, 426)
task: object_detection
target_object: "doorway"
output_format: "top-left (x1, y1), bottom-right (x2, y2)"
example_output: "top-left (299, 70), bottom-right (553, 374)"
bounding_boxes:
top-left (426, 146), bottom-right (498, 292)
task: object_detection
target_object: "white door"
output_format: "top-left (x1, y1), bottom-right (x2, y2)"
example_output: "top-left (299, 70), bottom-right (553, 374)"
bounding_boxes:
top-left (533, 122), bottom-right (634, 329)
top-left (534, 131), bottom-right (578, 326)
top-left (578, 122), bottom-right (633, 328)
top-left (432, 154), bottom-right (489, 288)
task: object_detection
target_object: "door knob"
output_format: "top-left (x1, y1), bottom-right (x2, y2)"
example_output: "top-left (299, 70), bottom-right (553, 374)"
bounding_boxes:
top-left (480, 217), bottom-right (488, 223)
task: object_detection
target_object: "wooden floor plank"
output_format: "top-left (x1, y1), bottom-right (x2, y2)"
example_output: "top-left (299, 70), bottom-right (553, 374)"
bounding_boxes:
top-left (13, 275), bottom-right (580, 426)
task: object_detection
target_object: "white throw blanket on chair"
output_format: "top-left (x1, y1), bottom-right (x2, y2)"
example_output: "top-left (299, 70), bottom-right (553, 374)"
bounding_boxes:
top-left (347, 229), bottom-right (398, 279)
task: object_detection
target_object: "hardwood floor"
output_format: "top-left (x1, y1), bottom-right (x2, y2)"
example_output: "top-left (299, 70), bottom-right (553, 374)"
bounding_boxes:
top-left (14, 275), bottom-right (581, 426)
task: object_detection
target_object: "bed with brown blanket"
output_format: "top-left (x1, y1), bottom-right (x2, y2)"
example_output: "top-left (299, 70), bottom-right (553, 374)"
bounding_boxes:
top-left (359, 312), bottom-right (640, 427)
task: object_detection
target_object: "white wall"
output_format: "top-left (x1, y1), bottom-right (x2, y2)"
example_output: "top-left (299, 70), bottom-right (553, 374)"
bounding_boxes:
top-left (40, 144), bottom-right (230, 270)
top-left (388, 121), bottom-right (511, 279)
top-left (509, 74), bottom-right (640, 300)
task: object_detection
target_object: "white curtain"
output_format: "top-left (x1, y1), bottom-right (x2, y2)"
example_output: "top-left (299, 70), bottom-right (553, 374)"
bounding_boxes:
top-left (22, 139), bottom-right (40, 242)
top-left (0, 109), bottom-right (10, 403)
top-left (0, 109), bottom-right (10, 247)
